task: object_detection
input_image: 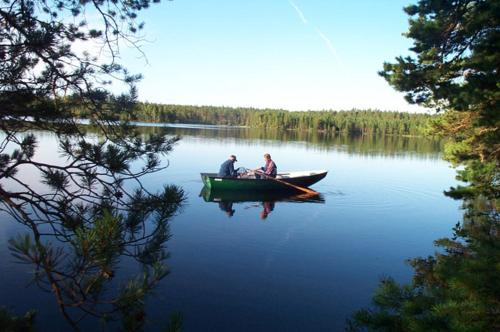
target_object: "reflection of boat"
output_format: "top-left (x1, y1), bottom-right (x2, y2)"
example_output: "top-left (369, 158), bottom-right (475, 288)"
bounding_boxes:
top-left (200, 170), bottom-right (327, 191)
top-left (200, 186), bottom-right (325, 203)
top-left (200, 187), bottom-right (325, 219)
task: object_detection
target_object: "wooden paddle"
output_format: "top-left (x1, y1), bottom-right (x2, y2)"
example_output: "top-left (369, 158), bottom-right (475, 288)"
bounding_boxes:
top-left (254, 170), bottom-right (318, 195)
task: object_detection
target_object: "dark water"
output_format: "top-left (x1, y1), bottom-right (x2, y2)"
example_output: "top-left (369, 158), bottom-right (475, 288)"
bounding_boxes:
top-left (0, 126), bottom-right (462, 331)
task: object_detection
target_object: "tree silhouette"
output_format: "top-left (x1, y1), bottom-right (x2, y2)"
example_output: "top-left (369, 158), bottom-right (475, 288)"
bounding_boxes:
top-left (0, 0), bottom-right (184, 330)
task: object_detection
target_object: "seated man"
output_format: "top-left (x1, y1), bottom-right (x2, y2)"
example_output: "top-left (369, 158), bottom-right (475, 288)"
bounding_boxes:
top-left (254, 153), bottom-right (277, 178)
top-left (218, 155), bottom-right (238, 177)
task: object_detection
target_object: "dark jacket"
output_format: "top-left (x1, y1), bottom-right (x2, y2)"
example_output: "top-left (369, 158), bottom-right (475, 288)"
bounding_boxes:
top-left (218, 159), bottom-right (237, 177)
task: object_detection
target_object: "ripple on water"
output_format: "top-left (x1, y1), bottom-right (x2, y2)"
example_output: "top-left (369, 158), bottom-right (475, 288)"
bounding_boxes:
top-left (329, 181), bottom-right (443, 212)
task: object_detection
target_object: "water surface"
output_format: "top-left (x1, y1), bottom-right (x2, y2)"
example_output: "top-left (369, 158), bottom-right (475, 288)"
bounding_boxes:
top-left (0, 126), bottom-right (461, 331)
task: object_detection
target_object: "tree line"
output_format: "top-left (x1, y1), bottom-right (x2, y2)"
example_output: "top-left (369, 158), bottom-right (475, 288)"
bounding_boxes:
top-left (70, 102), bottom-right (433, 136)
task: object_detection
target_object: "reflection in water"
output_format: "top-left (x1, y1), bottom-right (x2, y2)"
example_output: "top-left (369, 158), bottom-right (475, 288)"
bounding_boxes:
top-left (260, 201), bottom-right (275, 219)
top-left (200, 186), bottom-right (325, 219)
top-left (127, 125), bottom-right (444, 158)
top-left (218, 201), bottom-right (235, 217)
top-left (0, 124), bottom-right (458, 331)
top-left (349, 195), bottom-right (499, 331)
top-left (81, 123), bottom-right (444, 158)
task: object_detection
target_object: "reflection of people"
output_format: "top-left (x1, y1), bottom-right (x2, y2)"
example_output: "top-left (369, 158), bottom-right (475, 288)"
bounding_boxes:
top-left (218, 155), bottom-right (238, 177)
top-left (260, 201), bottom-right (275, 219)
top-left (253, 153), bottom-right (277, 178)
top-left (218, 201), bottom-right (235, 217)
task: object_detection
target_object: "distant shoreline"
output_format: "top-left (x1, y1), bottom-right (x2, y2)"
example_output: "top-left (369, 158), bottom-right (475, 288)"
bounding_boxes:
top-left (74, 103), bottom-right (433, 137)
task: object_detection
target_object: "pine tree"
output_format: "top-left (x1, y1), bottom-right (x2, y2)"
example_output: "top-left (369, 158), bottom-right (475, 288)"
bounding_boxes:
top-left (350, 1), bottom-right (500, 330)
top-left (0, 0), bottom-right (185, 329)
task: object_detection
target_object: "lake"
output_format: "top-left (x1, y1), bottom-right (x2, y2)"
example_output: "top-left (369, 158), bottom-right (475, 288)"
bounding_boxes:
top-left (0, 125), bottom-right (462, 331)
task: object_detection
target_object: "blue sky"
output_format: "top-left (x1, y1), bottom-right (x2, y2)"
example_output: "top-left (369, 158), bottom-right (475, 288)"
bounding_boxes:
top-left (120, 0), bottom-right (424, 112)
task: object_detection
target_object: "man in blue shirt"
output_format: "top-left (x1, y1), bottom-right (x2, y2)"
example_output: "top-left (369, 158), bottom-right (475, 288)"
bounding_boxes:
top-left (218, 155), bottom-right (238, 177)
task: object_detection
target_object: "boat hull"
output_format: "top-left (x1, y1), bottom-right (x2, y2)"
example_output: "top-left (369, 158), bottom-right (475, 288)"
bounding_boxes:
top-left (200, 170), bottom-right (327, 192)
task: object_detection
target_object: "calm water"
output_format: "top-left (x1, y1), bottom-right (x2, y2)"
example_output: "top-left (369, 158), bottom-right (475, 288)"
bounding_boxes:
top-left (0, 126), bottom-right (462, 331)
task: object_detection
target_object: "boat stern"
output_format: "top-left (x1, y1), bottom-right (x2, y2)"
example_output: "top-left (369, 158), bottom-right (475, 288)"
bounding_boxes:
top-left (200, 173), bottom-right (216, 189)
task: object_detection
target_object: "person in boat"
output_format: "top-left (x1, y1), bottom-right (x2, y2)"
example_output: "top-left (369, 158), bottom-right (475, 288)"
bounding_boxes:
top-left (218, 155), bottom-right (238, 177)
top-left (253, 153), bottom-right (277, 178)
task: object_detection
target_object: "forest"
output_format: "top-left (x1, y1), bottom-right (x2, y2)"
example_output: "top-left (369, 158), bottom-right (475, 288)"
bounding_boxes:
top-left (72, 102), bottom-right (432, 136)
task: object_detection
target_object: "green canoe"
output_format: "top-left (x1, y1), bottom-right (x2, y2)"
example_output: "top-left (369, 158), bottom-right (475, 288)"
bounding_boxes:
top-left (200, 170), bottom-right (327, 192)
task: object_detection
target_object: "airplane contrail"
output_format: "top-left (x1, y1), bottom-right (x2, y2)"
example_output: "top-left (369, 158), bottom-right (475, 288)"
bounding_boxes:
top-left (287, 1), bottom-right (343, 67)
top-left (315, 27), bottom-right (343, 66)
top-left (288, 1), bottom-right (308, 24)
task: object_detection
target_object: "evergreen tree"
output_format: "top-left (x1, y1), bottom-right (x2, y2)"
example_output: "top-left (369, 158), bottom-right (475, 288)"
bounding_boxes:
top-left (350, 1), bottom-right (499, 330)
top-left (378, 0), bottom-right (499, 198)
top-left (0, 0), bottom-right (184, 330)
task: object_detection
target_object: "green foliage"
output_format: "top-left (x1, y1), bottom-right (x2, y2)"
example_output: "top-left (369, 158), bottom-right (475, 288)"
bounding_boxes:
top-left (73, 211), bottom-right (123, 269)
top-left (349, 198), bottom-right (500, 331)
top-left (381, 0), bottom-right (499, 113)
top-left (118, 262), bottom-right (170, 331)
top-left (81, 103), bottom-right (432, 137)
top-left (351, 1), bottom-right (500, 331)
top-left (5, 182), bottom-right (184, 329)
top-left (9, 234), bottom-right (65, 270)
top-left (0, 0), bottom-right (185, 329)
top-left (0, 307), bottom-right (36, 332)
top-left (450, 160), bottom-right (500, 199)
top-left (165, 312), bottom-right (183, 332)
top-left (379, 0), bottom-right (499, 196)
top-left (0, 0), bottom-right (155, 114)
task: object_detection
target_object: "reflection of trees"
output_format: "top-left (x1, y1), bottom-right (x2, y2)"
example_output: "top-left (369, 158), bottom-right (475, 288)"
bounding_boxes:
top-left (117, 125), bottom-right (443, 158)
